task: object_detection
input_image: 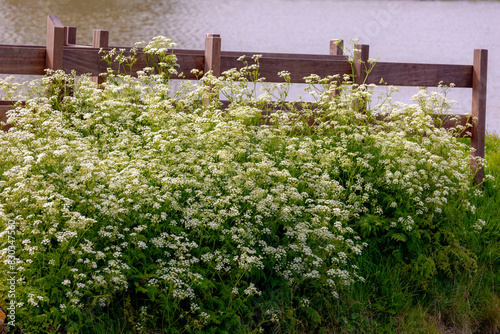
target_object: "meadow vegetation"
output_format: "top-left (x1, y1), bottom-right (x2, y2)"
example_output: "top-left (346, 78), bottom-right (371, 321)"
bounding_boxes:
top-left (0, 37), bottom-right (499, 333)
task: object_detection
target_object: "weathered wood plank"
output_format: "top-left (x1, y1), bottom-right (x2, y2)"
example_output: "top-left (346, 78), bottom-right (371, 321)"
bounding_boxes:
top-left (62, 47), bottom-right (100, 75)
top-left (204, 34), bottom-right (221, 76)
top-left (221, 50), bottom-right (346, 61)
top-left (92, 30), bottom-right (109, 49)
top-left (0, 45), bottom-right (46, 75)
top-left (330, 39), bottom-right (344, 56)
top-left (62, 46), bottom-right (204, 79)
top-left (329, 40), bottom-right (344, 96)
top-left (65, 26), bottom-right (77, 45)
top-left (46, 15), bottom-right (65, 70)
top-left (354, 44), bottom-right (369, 85)
top-left (92, 30), bottom-right (109, 84)
top-left (92, 48), bottom-right (344, 60)
top-left (367, 62), bottom-right (473, 88)
top-left (220, 55), bottom-right (352, 83)
top-left (203, 34), bottom-right (222, 105)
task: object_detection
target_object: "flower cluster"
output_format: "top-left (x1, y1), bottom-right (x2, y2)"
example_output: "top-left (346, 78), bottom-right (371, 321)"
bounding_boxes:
top-left (0, 37), bottom-right (485, 333)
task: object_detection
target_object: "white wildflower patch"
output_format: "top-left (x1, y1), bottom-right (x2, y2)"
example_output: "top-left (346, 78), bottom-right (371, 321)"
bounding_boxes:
top-left (0, 36), bottom-right (483, 332)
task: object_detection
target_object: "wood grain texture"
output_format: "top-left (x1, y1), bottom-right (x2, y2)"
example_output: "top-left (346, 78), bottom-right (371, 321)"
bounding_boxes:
top-left (204, 34), bottom-right (222, 76)
top-left (0, 45), bottom-right (46, 75)
top-left (471, 49), bottom-right (488, 183)
top-left (65, 26), bottom-right (77, 45)
top-left (46, 15), bottom-right (65, 70)
top-left (220, 55), bottom-right (352, 83)
top-left (330, 39), bottom-right (343, 56)
top-left (104, 46), bottom-right (205, 56)
top-left (62, 46), bottom-right (204, 79)
top-left (222, 50), bottom-right (346, 61)
top-left (92, 30), bottom-right (109, 84)
top-left (203, 34), bottom-right (221, 105)
top-left (329, 40), bottom-right (344, 96)
top-left (354, 44), bottom-right (369, 85)
top-left (368, 62), bottom-right (473, 87)
top-left (92, 30), bottom-right (109, 48)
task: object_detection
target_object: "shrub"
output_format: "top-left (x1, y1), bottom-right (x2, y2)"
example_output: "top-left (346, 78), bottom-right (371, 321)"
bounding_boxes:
top-left (0, 37), bottom-right (487, 333)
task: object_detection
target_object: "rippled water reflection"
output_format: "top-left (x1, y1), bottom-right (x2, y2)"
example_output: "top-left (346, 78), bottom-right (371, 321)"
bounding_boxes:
top-left (1, 0), bottom-right (499, 132)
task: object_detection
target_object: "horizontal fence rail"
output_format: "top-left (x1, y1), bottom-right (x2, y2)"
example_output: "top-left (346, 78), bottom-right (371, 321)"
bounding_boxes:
top-left (0, 45), bottom-right (46, 75)
top-left (0, 15), bottom-right (488, 183)
top-left (0, 46), bottom-right (476, 87)
top-left (367, 62), bottom-right (474, 88)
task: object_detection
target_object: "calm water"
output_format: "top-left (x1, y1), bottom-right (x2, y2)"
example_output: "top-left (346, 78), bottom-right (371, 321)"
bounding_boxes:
top-left (1, 0), bottom-right (499, 133)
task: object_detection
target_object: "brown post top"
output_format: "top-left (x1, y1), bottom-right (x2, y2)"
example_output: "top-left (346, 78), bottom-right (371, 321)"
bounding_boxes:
top-left (46, 15), bottom-right (64, 70)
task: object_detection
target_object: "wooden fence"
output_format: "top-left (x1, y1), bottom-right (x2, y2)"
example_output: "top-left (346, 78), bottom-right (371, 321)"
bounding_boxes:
top-left (0, 15), bottom-right (488, 184)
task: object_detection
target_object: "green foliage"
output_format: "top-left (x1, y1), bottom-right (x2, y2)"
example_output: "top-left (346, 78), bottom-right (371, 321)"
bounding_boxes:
top-left (0, 36), bottom-right (497, 334)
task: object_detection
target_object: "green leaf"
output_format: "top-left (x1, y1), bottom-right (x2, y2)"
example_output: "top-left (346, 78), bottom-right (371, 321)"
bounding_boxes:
top-left (390, 233), bottom-right (407, 242)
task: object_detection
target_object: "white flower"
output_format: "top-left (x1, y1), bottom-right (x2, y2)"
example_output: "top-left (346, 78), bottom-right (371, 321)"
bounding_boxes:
top-left (244, 283), bottom-right (261, 296)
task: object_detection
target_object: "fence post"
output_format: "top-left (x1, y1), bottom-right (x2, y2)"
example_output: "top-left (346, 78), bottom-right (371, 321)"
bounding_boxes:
top-left (353, 44), bottom-right (369, 85)
top-left (92, 29), bottom-right (109, 84)
top-left (353, 44), bottom-right (369, 111)
top-left (330, 39), bottom-right (343, 96)
top-left (204, 33), bottom-right (221, 105)
top-left (64, 26), bottom-right (77, 45)
top-left (471, 49), bottom-right (488, 185)
top-left (330, 39), bottom-right (343, 56)
top-left (46, 15), bottom-right (64, 71)
top-left (204, 33), bottom-right (221, 76)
